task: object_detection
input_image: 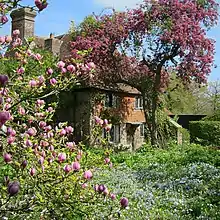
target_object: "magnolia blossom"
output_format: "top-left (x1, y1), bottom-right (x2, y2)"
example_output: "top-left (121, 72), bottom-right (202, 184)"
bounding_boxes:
top-left (58, 153), bottom-right (66, 163)
top-left (65, 126), bottom-right (73, 134)
top-left (3, 153), bottom-right (12, 163)
top-left (7, 136), bottom-right (15, 144)
top-left (34, 53), bottom-right (42, 61)
top-left (36, 99), bottom-right (45, 107)
top-left (8, 181), bottom-right (20, 196)
top-left (27, 127), bottom-right (37, 136)
top-left (0, 15), bottom-right (8, 24)
top-left (30, 167), bottom-right (36, 176)
top-left (0, 74), bottom-right (9, 86)
top-left (39, 121), bottom-right (47, 128)
top-left (72, 161), bottom-right (80, 171)
top-left (50, 78), bottom-right (57, 86)
top-left (25, 139), bottom-right (33, 147)
top-left (47, 68), bottom-right (53, 75)
top-left (5, 36), bottom-right (12, 43)
top-left (120, 197), bottom-right (129, 208)
top-left (82, 183), bottom-right (88, 189)
top-left (0, 111), bottom-right (10, 126)
top-left (60, 67), bottom-right (67, 74)
top-left (29, 79), bottom-right (38, 87)
top-left (83, 170), bottom-right (93, 180)
top-left (18, 106), bottom-right (25, 115)
top-left (57, 61), bottom-right (65, 68)
top-left (60, 129), bottom-right (66, 136)
top-left (63, 164), bottom-right (72, 173)
top-left (67, 64), bottom-right (76, 73)
top-left (16, 67), bottom-right (25, 74)
top-left (12, 29), bottom-right (20, 36)
top-left (110, 193), bottom-right (116, 200)
top-left (104, 158), bottom-right (110, 164)
top-left (35, 0), bottom-right (48, 11)
top-left (21, 160), bottom-right (28, 169)
top-left (87, 62), bottom-right (96, 69)
top-left (0, 36), bottom-right (5, 44)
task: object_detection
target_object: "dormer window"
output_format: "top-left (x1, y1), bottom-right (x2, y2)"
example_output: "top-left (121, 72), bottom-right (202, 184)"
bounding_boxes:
top-left (134, 96), bottom-right (143, 110)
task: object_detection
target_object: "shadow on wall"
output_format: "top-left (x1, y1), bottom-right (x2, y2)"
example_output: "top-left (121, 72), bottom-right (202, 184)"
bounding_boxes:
top-left (170, 115), bottom-right (207, 130)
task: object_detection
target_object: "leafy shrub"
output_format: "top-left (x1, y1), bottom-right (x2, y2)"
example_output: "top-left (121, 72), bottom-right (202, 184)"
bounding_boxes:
top-left (189, 121), bottom-right (220, 146)
top-left (180, 127), bottom-right (190, 143)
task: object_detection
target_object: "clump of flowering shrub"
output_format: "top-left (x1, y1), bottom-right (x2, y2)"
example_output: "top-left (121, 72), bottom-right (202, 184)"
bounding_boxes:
top-left (0, 1), bottom-right (127, 219)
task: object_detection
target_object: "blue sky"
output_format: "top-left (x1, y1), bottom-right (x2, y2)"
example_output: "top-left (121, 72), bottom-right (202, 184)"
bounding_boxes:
top-left (1, 0), bottom-right (220, 81)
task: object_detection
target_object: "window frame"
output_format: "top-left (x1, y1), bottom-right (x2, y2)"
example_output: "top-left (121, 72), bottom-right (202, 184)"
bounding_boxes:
top-left (102, 124), bottom-right (120, 143)
top-left (134, 96), bottom-right (143, 110)
top-left (140, 123), bottom-right (145, 137)
top-left (105, 93), bottom-right (120, 108)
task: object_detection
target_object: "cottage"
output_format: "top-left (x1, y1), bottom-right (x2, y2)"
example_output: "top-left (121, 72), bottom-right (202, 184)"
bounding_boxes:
top-left (9, 8), bottom-right (146, 150)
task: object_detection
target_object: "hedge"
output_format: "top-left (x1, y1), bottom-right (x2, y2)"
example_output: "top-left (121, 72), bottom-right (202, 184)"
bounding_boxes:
top-left (189, 121), bottom-right (220, 146)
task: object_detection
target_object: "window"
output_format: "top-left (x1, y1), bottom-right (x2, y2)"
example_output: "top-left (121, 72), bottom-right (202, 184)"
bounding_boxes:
top-left (110, 124), bottom-right (120, 143)
top-left (102, 124), bottom-right (120, 143)
top-left (105, 93), bottom-right (120, 108)
top-left (140, 124), bottom-right (145, 137)
top-left (135, 96), bottom-right (143, 109)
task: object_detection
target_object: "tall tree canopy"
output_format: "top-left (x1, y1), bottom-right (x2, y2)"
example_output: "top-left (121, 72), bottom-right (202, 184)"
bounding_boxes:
top-left (70, 0), bottom-right (219, 146)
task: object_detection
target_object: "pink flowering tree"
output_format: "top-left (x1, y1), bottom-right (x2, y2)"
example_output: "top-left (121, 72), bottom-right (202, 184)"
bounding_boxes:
top-left (0, 1), bottom-right (128, 219)
top-left (70, 0), bottom-right (218, 146)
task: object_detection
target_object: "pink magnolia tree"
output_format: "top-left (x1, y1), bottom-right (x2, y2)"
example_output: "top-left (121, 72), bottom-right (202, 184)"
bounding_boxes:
top-left (70, 0), bottom-right (218, 146)
top-left (0, 1), bottom-right (128, 219)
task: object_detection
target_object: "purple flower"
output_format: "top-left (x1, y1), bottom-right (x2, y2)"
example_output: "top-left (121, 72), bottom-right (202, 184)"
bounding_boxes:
top-left (1, 15), bottom-right (8, 24)
top-left (110, 193), bottom-right (116, 200)
top-left (47, 68), bottom-right (53, 75)
top-left (8, 181), bottom-right (20, 196)
top-left (27, 127), bottom-right (37, 136)
top-left (0, 111), bottom-right (10, 127)
top-left (60, 129), bottom-right (66, 136)
top-left (29, 80), bottom-right (37, 87)
top-left (25, 139), bottom-right (33, 147)
top-left (30, 167), bottom-right (36, 176)
top-left (0, 74), bottom-right (9, 86)
top-left (63, 164), bottom-right (72, 173)
top-left (50, 78), bottom-right (57, 86)
top-left (67, 64), bottom-right (76, 73)
top-left (98, 184), bottom-right (106, 193)
top-left (65, 126), bottom-right (73, 134)
top-left (72, 161), bottom-right (80, 171)
top-left (12, 29), bottom-right (20, 36)
top-left (57, 61), bottom-right (65, 68)
top-left (21, 160), bottom-right (28, 169)
top-left (84, 170), bottom-right (93, 180)
top-left (3, 153), bottom-right (12, 163)
top-left (120, 197), bottom-right (129, 208)
top-left (7, 136), bottom-right (15, 144)
top-left (104, 158), bottom-right (110, 164)
top-left (58, 153), bottom-right (66, 163)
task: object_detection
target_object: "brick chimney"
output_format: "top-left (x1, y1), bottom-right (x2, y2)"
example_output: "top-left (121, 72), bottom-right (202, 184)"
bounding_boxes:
top-left (10, 8), bottom-right (37, 41)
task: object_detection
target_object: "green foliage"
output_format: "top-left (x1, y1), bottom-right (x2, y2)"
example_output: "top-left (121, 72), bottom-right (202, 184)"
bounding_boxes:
top-left (189, 121), bottom-right (220, 146)
top-left (180, 127), bottom-right (190, 143)
top-left (203, 109), bottom-right (220, 121)
top-left (164, 75), bottom-right (209, 114)
top-left (92, 143), bottom-right (220, 219)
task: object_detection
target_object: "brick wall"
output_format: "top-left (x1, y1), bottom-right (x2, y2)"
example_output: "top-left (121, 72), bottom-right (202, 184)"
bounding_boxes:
top-left (122, 97), bottom-right (145, 123)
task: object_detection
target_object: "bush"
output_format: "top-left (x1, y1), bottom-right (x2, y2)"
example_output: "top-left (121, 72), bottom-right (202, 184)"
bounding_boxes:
top-left (189, 121), bottom-right (220, 146)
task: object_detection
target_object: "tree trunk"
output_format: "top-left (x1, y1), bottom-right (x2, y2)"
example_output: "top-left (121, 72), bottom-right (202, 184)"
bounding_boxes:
top-left (142, 72), bottom-right (161, 147)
